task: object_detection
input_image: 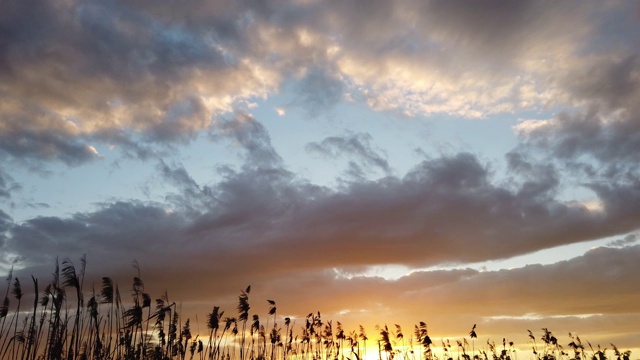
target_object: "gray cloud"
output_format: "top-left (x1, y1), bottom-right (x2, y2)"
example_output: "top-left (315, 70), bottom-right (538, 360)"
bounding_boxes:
top-left (1, 0), bottom-right (637, 170)
top-left (586, 180), bottom-right (640, 229)
top-left (306, 133), bottom-right (391, 180)
top-left (0, 209), bottom-right (12, 245)
top-left (515, 108), bottom-right (640, 183)
top-left (565, 55), bottom-right (640, 112)
top-left (236, 247), bottom-right (640, 351)
top-left (506, 151), bottom-right (560, 200)
top-left (158, 160), bottom-right (204, 199)
top-left (0, 127), bottom-right (101, 167)
top-left (176, 149), bottom-right (627, 273)
top-left (293, 66), bottom-right (344, 117)
top-left (510, 8), bottom-right (640, 182)
top-left (6, 149), bottom-right (636, 288)
top-left (0, 0), bottom-right (276, 164)
top-left (607, 233), bottom-right (638, 248)
top-left (6, 201), bottom-right (187, 279)
top-left (0, 167), bottom-right (21, 200)
top-left (521, 51), bottom-right (640, 165)
top-left (157, 160), bottom-right (216, 216)
top-left (211, 113), bottom-right (283, 168)
top-left (0, 99), bottom-right (104, 165)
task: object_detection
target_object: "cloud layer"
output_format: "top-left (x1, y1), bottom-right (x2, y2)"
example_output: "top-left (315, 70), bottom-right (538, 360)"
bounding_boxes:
top-left (2, 1), bottom-right (638, 162)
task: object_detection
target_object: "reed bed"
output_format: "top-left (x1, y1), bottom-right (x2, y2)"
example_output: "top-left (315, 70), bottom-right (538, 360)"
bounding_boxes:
top-left (0, 257), bottom-right (633, 360)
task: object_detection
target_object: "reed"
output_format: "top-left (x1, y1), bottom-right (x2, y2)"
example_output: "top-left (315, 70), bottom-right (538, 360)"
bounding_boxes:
top-left (0, 259), bottom-right (634, 360)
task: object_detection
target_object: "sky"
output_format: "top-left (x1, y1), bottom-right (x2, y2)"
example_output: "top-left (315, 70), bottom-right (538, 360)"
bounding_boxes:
top-left (1, 0), bottom-right (640, 354)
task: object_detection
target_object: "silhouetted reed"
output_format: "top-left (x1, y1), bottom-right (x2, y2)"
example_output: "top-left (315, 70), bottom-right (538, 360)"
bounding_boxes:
top-left (0, 258), bottom-right (634, 360)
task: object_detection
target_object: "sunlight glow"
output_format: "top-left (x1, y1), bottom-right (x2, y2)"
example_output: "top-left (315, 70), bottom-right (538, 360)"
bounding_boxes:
top-left (512, 118), bottom-right (552, 134)
top-left (86, 145), bottom-right (101, 156)
top-left (484, 313), bottom-right (602, 321)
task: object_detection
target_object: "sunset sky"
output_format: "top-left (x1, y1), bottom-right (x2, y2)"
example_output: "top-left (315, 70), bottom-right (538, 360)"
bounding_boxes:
top-left (1, 0), bottom-right (640, 354)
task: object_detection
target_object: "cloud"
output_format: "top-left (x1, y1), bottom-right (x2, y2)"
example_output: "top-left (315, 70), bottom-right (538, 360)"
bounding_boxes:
top-left (514, 108), bottom-right (640, 182)
top-left (7, 193), bottom-right (639, 304)
top-left (512, 119), bottom-right (552, 135)
top-left (0, 167), bottom-right (21, 200)
top-left (262, 245), bottom-right (640, 320)
top-left (157, 160), bottom-right (214, 215)
top-left (505, 151), bottom-right (560, 200)
top-left (241, 246), bottom-right (640, 348)
top-left (316, 0), bottom-right (591, 117)
top-left (0, 209), bottom-right (12, 241)
top-left (507, 6), bottom-right (640, 184)
top-left (210, 112), bottom-right (283, 168)
top-left (517, 51), bottom-right (640, 165)
top-left (293, 66), bottom-right (344, 117)
top-left (564, 55), bottom-right (640, 112)
top-left (0, 0), bottom-right (279, 163)
top-left (6, 149), bottom-right (637, 288)
top-left (0, 100), bottom-right (104, 166)
top-left (5, 201), bottom-right (188, 278)
top-left (607, 233), bottom-right (639, 248)
top-left (306, 133), bottom-right (391, 180)
top-left (1, 0), bottom-right (637, 173)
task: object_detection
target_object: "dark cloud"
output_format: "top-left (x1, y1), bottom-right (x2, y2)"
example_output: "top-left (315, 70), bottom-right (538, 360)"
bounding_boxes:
top-left (417, 1), bottom-right (560, 65)
top-left (0, 0), bottom-right (274, 164)
top-left (506, 151), bottom-right (560, 200)
top-left (0, 126), bottom-right (101, 167)
top-left (1, 0), bottom-right (636, 166)
top-left (0, 166), bottom-right (21, 200)
top-left (306, 133), bottom-right (391, 180)
top-left (158, 148), bottom-right (630, 274)
top-left (0, 99), bottom-right (103, 165)
top-left (512, 14), bottom-right (640, 180)
top-left (516, 109), bottom-right (640, 182)
top-left (435, 245), bottom-right (640, 317)
top-left (92, 129), bottom-right (166, 161)
top-left (586, 180), bottom-right (640, 229)
top-left (0, 209), bottom-right (12, 244)
top-left (607, 233), bottom-right (638, 248)
top-left (158, 160), bottom-right (203, 198)
top-left (293, 66), bottom-right (344, 117)
top-left (6, 201), bottom-right (187, 278)
top-left (565, 55), bottom-right (640, 112)
top-left (157, 160), bottom-right (215, 215)
top-left (0, 0), bottom-right (612, 165)
top-left (211, 113), bottom-right (283, 168)
top-left (553, 54), bottom-right (640, 168)
top-left (6, 150), bottom-right (636, 287)
top-left (265, 245), bottom-right (640, 319)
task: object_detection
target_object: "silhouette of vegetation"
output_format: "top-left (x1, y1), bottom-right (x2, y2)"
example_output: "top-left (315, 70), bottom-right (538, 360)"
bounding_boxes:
top-left (0, 257), bottom-right (634, 360)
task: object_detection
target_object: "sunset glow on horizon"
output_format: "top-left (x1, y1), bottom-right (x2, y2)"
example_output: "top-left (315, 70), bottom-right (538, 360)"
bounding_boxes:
top-left (1, 1), bottom-right (640, 359)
